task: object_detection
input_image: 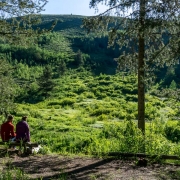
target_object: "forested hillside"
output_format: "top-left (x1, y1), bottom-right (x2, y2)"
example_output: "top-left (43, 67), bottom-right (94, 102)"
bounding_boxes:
top-left (0, 14), bottom-right (179, 88)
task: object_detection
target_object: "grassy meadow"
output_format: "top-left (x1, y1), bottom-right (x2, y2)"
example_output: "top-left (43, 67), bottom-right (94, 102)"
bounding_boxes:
top-left (1, 70), bottom-right (180, 157)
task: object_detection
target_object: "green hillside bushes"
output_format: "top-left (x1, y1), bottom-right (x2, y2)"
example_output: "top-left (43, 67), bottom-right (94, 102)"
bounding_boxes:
top-left (165, 121), bottom-right (180, 143)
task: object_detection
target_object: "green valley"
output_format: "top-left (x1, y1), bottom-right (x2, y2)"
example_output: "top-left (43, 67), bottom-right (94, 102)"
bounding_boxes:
top-left (0, 15), bottom-right (180, 157)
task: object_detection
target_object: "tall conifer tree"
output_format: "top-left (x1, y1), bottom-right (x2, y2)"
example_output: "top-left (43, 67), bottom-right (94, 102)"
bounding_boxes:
top-left (38, 65), bottom-right (55, 97)
top-left (83, 0), bottom-right (180, 133)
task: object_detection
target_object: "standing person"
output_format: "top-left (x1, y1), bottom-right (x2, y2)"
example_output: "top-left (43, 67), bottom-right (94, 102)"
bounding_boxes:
top-left (16, 116), bottom-right (30, 142)
top-left (0, 115), bottom-right (16, 142)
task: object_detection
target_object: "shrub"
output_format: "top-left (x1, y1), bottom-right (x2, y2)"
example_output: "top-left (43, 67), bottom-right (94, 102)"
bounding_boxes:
top-left (97, 114), bottom-right (108, 121)
top-left (99, 122), bottom-right (123, 139)
top-left (98, 80), bottom-right (113, 85)
top-left (145, 133), bottom-right (173, 155)
top-left (164, 123), bottom-right (180, 143)
top-left (73, 85), bottom-right (87, 94)
top-left (125, 94), bottom-right (138, 101)
top-left (29, 110), bottom-right (43, 118)
top-left (48, 100), bottom-right (62, 106)
top-left (122, 84), bottom-right (137, 94)
top-left (82, 118), bottom-right (96, 126)
top-left (83, 92), bottom-right (95, 98)
top-left (60, 98), bottom-right (76, 106)
top-left (15, 111), bottom-right (30, 117)
top-left (145, 102), bottom-right (161, 121)
top-left (64, 92), bottom-right (77, 97)
top-left (122, 120), bottom-right (144, 152)
top-left (90, 107), bottom-right (116, 116)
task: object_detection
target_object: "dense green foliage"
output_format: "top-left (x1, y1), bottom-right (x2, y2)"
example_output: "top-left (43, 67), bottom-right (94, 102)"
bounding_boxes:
top-left (0, 15), bottom-right (179, 85)
top-left (0, 14), bottom-right (180, 157)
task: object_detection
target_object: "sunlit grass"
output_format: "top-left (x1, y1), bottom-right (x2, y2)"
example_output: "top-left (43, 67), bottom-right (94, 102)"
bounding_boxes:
top-left (3, 72), bottom-right (179, 157)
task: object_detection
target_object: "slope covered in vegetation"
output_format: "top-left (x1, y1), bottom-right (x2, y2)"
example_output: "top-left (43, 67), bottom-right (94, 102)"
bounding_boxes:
top-left (0, 15), bottom-right (180, 156)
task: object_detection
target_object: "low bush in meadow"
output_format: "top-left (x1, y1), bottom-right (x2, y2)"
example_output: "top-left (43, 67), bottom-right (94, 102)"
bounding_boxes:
top-left (164, 121), bottom-right (180, 143)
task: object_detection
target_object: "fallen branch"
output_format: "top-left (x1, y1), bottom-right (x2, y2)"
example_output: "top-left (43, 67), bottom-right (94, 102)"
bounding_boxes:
top-left (92, 152), bottom-right (180, 160)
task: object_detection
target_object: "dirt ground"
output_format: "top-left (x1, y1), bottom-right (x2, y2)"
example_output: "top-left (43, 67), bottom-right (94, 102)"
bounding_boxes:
top-left (0, 150), bottom-right (180, 180)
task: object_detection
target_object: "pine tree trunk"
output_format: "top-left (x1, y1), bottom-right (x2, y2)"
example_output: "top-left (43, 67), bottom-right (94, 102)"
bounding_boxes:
top-left (138, 0), bottom-right (145, 134)
top-left (138, 37), bottom-right (145, 133)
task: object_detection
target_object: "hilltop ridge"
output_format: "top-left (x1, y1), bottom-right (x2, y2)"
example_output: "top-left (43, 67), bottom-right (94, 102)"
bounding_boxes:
top-left (39, 14), bottom-right (87, 35)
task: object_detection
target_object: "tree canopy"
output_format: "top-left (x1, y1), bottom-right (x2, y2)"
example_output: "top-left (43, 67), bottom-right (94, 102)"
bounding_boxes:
top-left (0, 0), bottom-right (53, 116)
top-left (0, 0), bottom-right (55, 45)
top-left (0, 59), bottom-right (17, 116)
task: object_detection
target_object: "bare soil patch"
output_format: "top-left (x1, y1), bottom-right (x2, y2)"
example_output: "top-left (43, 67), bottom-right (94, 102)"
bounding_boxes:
top-left (0, 150), bottom-right (180, 180)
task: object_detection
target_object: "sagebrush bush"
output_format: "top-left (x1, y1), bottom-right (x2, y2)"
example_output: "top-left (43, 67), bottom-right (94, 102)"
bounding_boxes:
top-left (30, 110), bottom-right (43, 118)
top-left (47, 100), bottom-right (62, 106)
top-left (83, 92), bottom-right (95, 98)
top-left (90, 107), bottom-right (116, 116)
top-left (164, 122), bottom-right (180, 143)
top-left (73, 85), bottom-right (87, 94)
top-left (82, 118), bottom-right (96, 126)
top-left (145, 133), bottom-right (173, 155)
top-left (97, 114), bottom-right (108, 121)
top-left (60, 98), bottom-right (76, 106)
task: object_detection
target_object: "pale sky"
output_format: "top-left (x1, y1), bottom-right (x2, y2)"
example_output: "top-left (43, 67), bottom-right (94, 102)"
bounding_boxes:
top-left (42, 0), bottom-right (107, 16)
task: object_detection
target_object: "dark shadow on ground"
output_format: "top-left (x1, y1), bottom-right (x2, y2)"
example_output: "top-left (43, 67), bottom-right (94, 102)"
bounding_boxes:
top-left (11, 156), bottom-right (115, 180)
top-left (41, 158), bottom-right (114, 180)
top-left (1, 154), bottom-right (180, 180)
